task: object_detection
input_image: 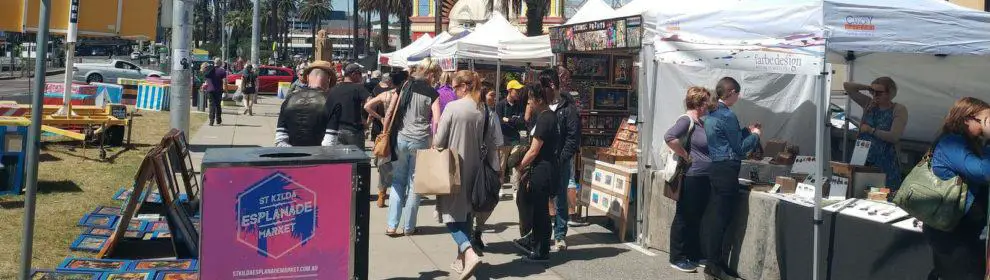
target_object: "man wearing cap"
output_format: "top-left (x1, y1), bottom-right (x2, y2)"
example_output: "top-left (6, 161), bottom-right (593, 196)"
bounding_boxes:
top-left (274, 61), bottom-right (338, 147)
top-left (496, 80), bottom-right (528, 193)
top-left (326, 63), bottom-right (373, 148)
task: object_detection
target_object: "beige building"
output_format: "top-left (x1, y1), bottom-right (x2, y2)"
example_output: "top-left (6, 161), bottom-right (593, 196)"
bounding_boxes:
top-left (409, 0), bottom-right (566, 40)
top-left (949, 0), bottom-right (987, 11)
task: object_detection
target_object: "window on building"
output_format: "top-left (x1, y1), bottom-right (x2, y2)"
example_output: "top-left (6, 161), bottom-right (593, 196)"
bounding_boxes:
top-left (418, 0), bottom-right (431, 17)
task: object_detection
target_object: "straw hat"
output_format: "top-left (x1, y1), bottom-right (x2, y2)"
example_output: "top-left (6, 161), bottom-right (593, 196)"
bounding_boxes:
top-left (301, 60), bottom-right (337, 83)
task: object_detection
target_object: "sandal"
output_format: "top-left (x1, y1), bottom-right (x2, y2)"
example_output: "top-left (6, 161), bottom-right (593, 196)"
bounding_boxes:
top-left (403, 228), bottom-right (417, 236)
top-left (385, 228), bottom-right (398, 236)
top-left (450, 260), bottom-right (463, 274)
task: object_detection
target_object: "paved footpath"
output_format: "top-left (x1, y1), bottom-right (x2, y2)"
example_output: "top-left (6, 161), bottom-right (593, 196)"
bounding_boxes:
top-left (188, 96), bottom-right (707, 280)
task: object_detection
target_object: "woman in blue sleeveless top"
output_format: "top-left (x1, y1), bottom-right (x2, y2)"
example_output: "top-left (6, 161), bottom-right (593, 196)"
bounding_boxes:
top-left (842, 77), bottom-right (908, 190)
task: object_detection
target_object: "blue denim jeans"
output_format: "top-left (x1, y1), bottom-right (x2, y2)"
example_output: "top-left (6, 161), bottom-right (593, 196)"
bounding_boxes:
top-left (446, 221), bottom-right (472, 253)
top-left (387, 138), bottom-right (428, 231)
top-left (553, 157), bottom-right (577, 241)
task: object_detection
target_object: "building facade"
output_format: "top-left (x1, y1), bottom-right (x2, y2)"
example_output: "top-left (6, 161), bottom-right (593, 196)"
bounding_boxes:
top-left (410, 0), bottom-right (565, 40)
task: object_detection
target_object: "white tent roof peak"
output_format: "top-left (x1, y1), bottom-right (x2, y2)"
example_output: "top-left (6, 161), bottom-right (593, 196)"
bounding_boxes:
top-left (461, 13), bottom-right (526, 46)
top-left (565, 0), bottom-right (617, 25)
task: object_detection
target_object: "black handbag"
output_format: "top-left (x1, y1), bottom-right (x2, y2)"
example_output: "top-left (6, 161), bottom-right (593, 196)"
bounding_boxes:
top-left (470, 104), bottom-right (502, 212)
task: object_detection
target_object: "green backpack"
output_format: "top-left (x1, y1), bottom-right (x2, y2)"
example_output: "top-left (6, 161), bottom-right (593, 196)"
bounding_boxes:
top-left (892, 152), bottom-right (969, 232)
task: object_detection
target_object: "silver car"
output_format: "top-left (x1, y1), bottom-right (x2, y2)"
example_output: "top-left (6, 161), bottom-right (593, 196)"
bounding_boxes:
top-left (73, 60), bottom-right (164, 83)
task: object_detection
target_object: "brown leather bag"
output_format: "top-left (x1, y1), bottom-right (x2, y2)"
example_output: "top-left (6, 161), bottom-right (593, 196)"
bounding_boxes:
top-left (373, 87), bottom-right (402, 158)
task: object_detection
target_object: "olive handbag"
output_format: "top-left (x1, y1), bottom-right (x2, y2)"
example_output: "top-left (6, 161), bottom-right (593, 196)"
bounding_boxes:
top-left (892, 152), bottom-right (969, 232)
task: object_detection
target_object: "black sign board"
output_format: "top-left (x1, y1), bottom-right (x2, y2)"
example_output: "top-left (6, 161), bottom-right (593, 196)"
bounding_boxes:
top-left (549, 15), bottom-right (644, 53)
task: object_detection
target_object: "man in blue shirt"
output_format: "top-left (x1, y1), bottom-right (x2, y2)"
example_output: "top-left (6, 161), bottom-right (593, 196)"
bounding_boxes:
top-left (703, 77), bottom-right (761, 280)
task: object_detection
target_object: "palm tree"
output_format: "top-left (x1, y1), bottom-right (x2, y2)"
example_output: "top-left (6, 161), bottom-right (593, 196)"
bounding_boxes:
top-left (489, 0), bottom-right (522, 20)
top-left (299, 0), bottom-right (333, 50)
top-left (261, 0), bottom-right (296, 61)
top-left (359, 0), bottom-right (412, 48)
top-left (523, 0), bottom-right (551, 36)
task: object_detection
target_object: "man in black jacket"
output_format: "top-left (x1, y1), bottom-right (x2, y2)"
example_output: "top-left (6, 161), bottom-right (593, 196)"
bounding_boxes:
top-left (541, 68), bottom-right (582, 251)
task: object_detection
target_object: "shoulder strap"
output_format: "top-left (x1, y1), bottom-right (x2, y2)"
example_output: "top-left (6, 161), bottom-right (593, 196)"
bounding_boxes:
top-left (480, 103), bottom-right (491, 160)
top-left (684, 114), bottom-right (695, 154)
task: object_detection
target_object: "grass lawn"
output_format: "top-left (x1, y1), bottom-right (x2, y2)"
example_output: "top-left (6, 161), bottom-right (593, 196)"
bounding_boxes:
top-left (0, 110), bottom-right (207, 278)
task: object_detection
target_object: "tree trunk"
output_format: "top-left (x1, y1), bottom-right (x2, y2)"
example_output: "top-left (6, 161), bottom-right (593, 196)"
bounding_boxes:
top-left (400, 11), bottom-right (411, 47)
top-left (525, 2), bottom-right (544, 36)
top-left (311, 18), bottom-right (318, 59)
top-left (365, 9), bottom-right (371, 55)
top-left (379, 8), bottom-right (389, 52)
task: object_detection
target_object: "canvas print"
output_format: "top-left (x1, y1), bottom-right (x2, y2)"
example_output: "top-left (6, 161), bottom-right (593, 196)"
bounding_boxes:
top-left (564, 54), bottom-right (610, 80)
top-left (113, 189), bottom-right (130, 201)
top-left (612, 56), bottom-right (633, 85)
top-left (78, 214), bottom-right (119, 229)
top-left (153, 232), bottom-right (173, 239)
top-left (128, 220), bottom-right (147, 231)
top-left (100, 272), bottom-right (153, 280)
top-left (71, 235), bottom-right (108, 252)
top-left (154, 271), bottom-right (198, 280)
top-left (83, 227), bottom-right (113, 236)
top-left (591, 87), bottom-right (630, 111)
top-left (93, 206), bottom-right (122, 216)
top-left (145, 221), bottom-right (169, 232)
top-left (59, 258), bottom-right (130, 272)
top-left (30, 269), bottom-right (101, 280)
top-left (132, 260), bottom-right (197, 271)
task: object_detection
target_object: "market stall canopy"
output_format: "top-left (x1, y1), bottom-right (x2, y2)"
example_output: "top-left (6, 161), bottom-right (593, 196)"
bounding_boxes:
top-left (565, 0), bottom-right (619, 25)
top-left (498, 35), bottom-right (553, 63)
top-left (379, 34), bottom-right (434, 69)
top-left (432, 13), bottom-right (526, 62)
top-left (407, 31), bottom-right (459, 64)
top-left (651, 0), bottom-right (990, 142)
top-left (448, 0), bottom-right (490, 34)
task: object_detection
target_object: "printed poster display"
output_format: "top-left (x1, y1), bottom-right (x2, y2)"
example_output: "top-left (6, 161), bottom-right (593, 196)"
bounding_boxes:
top-left (850, 139), bottom-right (871, 166)
top-left (201, 164), bottom-right (353, 280)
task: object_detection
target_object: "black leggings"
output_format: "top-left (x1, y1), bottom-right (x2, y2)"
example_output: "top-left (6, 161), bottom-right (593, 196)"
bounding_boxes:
top-left (923, 203), bottom-right (987, 280)
top-left (669, 175), bottom-right (711, 263)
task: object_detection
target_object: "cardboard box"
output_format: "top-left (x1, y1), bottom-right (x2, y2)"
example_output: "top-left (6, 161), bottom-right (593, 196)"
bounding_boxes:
top-left (776, 176), bottom-right (798, 193)
top-left (740, 160), bottom-right (792, 185)
top-left (764, 139), bottom-right (788, 159)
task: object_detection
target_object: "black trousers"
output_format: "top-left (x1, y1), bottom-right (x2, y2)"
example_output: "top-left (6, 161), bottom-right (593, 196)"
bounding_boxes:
top-left (669, 175), bottom-right (711, 263)
top-left (516, 183), bottom-right (533, 237)
top-left (706, 161), bottom-right (741, 269)
top-left (208, 90), bottom-right (223, 124)
top-left (338, 129), bottom-right (366, 150)
top-left (923, 202), bottom-right (987, 280)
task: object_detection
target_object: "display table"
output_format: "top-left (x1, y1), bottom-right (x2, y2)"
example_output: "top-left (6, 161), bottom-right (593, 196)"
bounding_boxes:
top-left (641, 169), bottom-right (933, 280)
top-left (578, 158), bottom-right (637, 241)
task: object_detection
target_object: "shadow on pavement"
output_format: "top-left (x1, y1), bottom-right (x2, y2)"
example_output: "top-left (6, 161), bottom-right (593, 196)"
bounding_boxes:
top-left (474, 246), bottom-right (629, 279)
top-left (383, 270), bottom-right (450, 280)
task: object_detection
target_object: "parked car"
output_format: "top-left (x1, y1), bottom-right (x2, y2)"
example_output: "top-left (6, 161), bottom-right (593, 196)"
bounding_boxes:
top-left (225, 65), bottom-right (294, 94)
top-left (73, 60), bottom-right (164, 83)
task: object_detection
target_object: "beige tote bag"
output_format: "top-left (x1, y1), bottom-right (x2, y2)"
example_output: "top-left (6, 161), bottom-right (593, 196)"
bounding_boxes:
top-left (413, 148), bottom-right (461, 195)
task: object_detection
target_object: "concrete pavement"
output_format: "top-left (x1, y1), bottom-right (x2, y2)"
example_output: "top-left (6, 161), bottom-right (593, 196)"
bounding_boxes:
top-left (187, 96), bottom-right (707, 280)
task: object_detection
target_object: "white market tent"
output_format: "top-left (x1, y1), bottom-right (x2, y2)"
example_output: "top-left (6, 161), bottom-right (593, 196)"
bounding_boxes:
top-left (645, 0), bottom-right (990, 279)
top-left (432, 13), bottom-right (526, 63)
top-left (406, 31), bottom-right (458, 65)
top-left (497, 35), bottom-right (553, 64)
top-left (565, 0), bottom-right (619, 25)
top-left (378, 34), bottom-right (434, 69)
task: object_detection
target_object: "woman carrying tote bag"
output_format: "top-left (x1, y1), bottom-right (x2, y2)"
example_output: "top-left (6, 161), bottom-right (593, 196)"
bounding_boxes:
top-left (433, 70), bottom-right (503, 280)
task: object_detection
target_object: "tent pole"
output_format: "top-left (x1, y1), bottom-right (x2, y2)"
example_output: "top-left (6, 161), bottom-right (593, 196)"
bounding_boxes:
top-left (19, 0), bottom-right (51, 278)
top-left (496, 60), bottom-right (502, 99)
top-left (842, 54), bottom-right (855, 161)
top-left (812, 61), bottom-right (830, 280)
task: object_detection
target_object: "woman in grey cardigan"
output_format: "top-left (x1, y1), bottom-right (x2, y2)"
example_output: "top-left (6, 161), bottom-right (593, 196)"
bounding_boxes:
top-left (433, 70), bottom-right (503, 279)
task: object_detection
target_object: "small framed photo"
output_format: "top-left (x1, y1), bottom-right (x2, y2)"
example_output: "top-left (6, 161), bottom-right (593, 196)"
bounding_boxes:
top-left (100, 271), bottom-right (154, 280)
top-left (131, 259), bottom-right (197, 271)
top-left (78, 214), bottom-right (119, 229)
top-left (71, 235), bottom-right (109, 252)
top-left (124, 230), bottom-right (144, 239)
top-left (30, 269), bottom-right (102, 280)
top-left (145, 192), bottom-right (163, 204)
top-left (611, 55), bottom-right (634, 85)
top-left (59, 257), bottom-right (131, 272)
top-left (92, 206), bottom-right (122, 216)
top-left (144, 221), bottom-right (169, 232)
top-left (154, 270), bottom-right (198, 280)
top-left (564, 54), bottom-right (610, 80)
top-left (113, 188), bottom-right (130, 201)
top-left (591, 87), bottom-right (630, 112)
top-left (153, 231), bottom-right (173, 239)
top-left (82, 227), bottom-right (114, 237)
top-left (128, 220), bottom-right (148, 232)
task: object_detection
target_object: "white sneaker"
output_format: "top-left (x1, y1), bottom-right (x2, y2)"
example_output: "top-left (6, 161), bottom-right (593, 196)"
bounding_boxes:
top-left (553, 240), bottom-right (567, 251)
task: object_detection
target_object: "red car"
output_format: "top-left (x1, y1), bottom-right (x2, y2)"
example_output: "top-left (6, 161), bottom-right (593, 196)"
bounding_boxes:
top-left (225, 65), bottom-right (295, 94)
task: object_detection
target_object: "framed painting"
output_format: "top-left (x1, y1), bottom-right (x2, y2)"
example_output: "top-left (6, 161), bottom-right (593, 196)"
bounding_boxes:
top-left (591, 87), bottom-right (630, 112)
top-left (564, 54), bottom-right (610, 80)
top-left (154, 270), bottom-right (197, 280)
top-left (30, 269), bottom-right (102, 280)
top-left (58, 257), bottom-right (130, 272)
top-left (71, 235), bottom-right (109, 252)
top-left (611, 55), bottom-right (633, 85)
